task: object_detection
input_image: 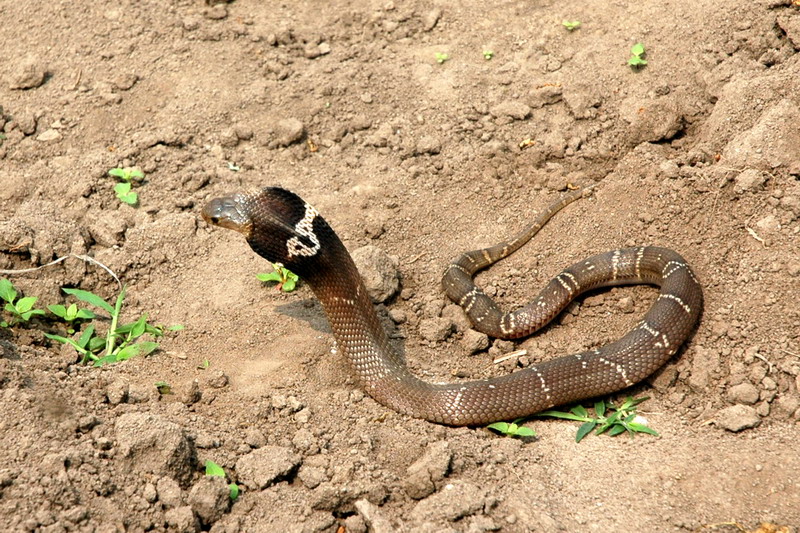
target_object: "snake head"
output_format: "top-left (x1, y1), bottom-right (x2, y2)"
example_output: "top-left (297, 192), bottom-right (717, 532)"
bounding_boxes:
top-left (202, 187), bottom-right (331, 277)
top-left (201, 193), bottom-right (254, 237)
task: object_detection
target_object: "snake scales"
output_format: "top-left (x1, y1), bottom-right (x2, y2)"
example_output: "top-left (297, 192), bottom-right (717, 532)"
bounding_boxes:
top-left (202, 187), bottom-right (702, 426)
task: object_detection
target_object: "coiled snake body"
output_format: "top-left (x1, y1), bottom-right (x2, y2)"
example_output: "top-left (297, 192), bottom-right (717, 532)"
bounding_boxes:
top-left (202, 187), bottom-right (702, 426)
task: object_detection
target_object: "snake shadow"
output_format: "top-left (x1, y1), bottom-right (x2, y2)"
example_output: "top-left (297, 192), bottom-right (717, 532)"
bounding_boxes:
top-left (273, 299), bottom-right (408, 359)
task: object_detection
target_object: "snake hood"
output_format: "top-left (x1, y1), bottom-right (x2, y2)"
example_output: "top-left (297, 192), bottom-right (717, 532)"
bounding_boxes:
top-left (202, 187), bottom-right (337, 279)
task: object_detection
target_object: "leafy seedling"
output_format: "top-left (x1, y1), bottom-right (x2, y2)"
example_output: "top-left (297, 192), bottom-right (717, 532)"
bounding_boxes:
top-left (482, 50), bottom-right (494, 60)
top-left (197, 358), bottom-right (210, 370)
top-left (47, 302), bottom-right (96, 334)
top-left (628, 43), bottom-right (647, 68)
top-left (44, 286), bottom-right (183, 366)
top-left (0, 278), bottom-right (45, 327)
top-left (257, 263), bottom-right (299, 292)
top-left (155, 381), bottom-right (172, 395)
top-left (435, 52), bottom-right (450, 64)
top-left (562, 21), bottom-right (581, 31)
top-left (108, 167), bottom-right (144, 205)
top-left (205, 460), bottom-right (240, 501)
top-left (538, 396), bottom-right (657, 442)
top-left (487, 418), bottom-right (536, 438)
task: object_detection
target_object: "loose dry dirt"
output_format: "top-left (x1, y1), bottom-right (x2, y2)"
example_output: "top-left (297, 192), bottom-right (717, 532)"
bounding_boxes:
top-left (1, 1), bottom-right (799, 532)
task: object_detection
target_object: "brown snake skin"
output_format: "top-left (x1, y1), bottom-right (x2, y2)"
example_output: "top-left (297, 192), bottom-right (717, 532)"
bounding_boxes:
top-left (202, 187), bottom-right (702, 426)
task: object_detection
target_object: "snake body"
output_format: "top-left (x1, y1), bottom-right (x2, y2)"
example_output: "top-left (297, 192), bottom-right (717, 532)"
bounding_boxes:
top-left (202, 187), bottom-right (702, 426)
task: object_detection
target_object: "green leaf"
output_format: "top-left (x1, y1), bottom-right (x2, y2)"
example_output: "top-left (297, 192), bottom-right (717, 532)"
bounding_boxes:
top-left (608, 425), bottom-right (627, 437)
top-left (63, 288), bottom-right (115, 314)
top-left (628, 56), bottom-right (647, 67)
top-left (78, 325), bottom-right (96, 349)
top-left (129, 314), bottom-right (148, 339)
top-left (20, 309), bottom-right (45, 321)
top-left (44, 333), bottom-right (90, 356)
top-left (167, 324), bottom-right (185, 331)
top-left (75, 309), bottom-right (96, 320)
top-left (487, 422), bottom-right (511, 434)
top-left (594, 401), bottom-right (606, 418)
top-left (114, 344), bottom-right (140, 361)
top-left (115, 182), bottom-right (131, 195)
top-left (93, 354), bottom-right (118, 367)
top-left (119, 191), bottom-right (138, 205)
top-left (4, 303), bottom-right (16, 314)
top-left (155, 381), bottom-right (172, 395)
top-left (628, 423), bottom-right (659, 436)
top-left (88, 336), bottom-right (107, 353)
top-left (631, 43), bottom-right (645, 56)
top-left (514, 426), bottom-right (536, 437)
top-left (129, 168), bottom-right (144, 180)
top-left (0, 279), bottom-right (17, 303)
top-left (47, 304), bottom-right (67, 319)
top-left (15, 296), bottom-right (38, 313)
top-left (281, 278), bottom-right (297, 292)
top-left (576, 421), bottom-right (596, 442)
top-left (228, 483), bottom-right (239, 501)
top-left (205, 460), bottom-right (226, 478)
top-left (136, 341), bottom-right (159, 357)
top-left (537, 409), bottom-right (586, 421)
top-left (108, 168), bottom-right (126, 179)
top-left (257, 272), bottom-right (282, 283)
top-left (571, 405), bottom-right (588, 418)
top-left (198, 358), bottom-right (210, 369)
top-left (562, 21), bottom-right (581, 30)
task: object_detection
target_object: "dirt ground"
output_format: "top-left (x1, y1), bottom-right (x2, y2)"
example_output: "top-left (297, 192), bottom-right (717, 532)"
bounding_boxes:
top-left (1, 0), bottom-right (799, 531)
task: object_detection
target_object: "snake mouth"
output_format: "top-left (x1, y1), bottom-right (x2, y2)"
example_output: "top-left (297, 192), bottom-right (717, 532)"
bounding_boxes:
top-left (202, 194), bottom-right (253, 237)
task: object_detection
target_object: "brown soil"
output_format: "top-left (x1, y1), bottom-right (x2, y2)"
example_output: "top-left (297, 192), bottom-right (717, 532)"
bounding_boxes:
top-left (1, 1), bottom-right (799, 532)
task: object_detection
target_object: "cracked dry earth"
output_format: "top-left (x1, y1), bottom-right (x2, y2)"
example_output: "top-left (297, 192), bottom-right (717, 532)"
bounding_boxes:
top-left (1, 0), bottom-right (800, 532)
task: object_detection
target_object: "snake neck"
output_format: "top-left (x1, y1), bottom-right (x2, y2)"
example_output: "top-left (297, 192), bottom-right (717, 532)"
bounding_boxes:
top-left (303, 239), bottom-right (437, 413)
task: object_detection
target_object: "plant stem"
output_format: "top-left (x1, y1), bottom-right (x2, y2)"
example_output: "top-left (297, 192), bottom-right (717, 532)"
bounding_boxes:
top-left (105, 286), bottom-right (127, 356)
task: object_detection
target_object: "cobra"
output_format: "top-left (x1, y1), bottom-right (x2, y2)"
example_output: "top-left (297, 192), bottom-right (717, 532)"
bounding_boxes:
top-left (201, 187), bottom-right (702, 426)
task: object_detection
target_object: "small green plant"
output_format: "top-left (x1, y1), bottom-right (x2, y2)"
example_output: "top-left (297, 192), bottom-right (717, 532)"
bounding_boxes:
top-left (205, 460), bottom-right (240, 501)
top-left (487, 418), bottom-right (536, 438)
top-left (628, 43), bottom-right (647, 68)
top-left (538, 396), bottom-right (657, 442)
top-left (257, 263), bottom-right (299, 292)
top-left (434, 52), bottom-right (450, 64)
top-left (562, 21), bottom-right (581, 31)
top-left (197, 358), bottom-right (210, 370)
top-left (44, 286), bottom-right (183, 366)
top-left (108, 166), bottom-right (144, 205)
top-left (155, 381), bottom-right (172, 395)
top-left (0, 278), bottom-right (45, 327)
top-left (482, 50), bottom-right (494, 60)
top-left (47, 302), bottom-right (96, 334)
top-left (0, 133), bottom-right (7, 146)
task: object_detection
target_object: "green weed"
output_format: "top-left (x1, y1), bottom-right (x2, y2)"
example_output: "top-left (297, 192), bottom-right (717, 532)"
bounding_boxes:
top-left (257, 263), bottom-right (299, 292)
top-left (44, 286), bottom-right (183, 366)
top-left (482, 50), bottom-right (494, 60)
top-left (47, 302), bottom-right (96, 334)
top-left (487, 418), bottom-right (536, 438)
top-left (205, 460), bottom-right (240, 501)
top-left (108, 166), bottom-right (144, 205)
top-left (538, 396), bottom-right (657, 442)
top-left (628, 43), bottom-right (647, 68)
top-left (562, 21), bottom-right (581, 31)
top-left (435, 52), bottom-right (450, 64)
top-left (0, 278), bottom-right (45, 327)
